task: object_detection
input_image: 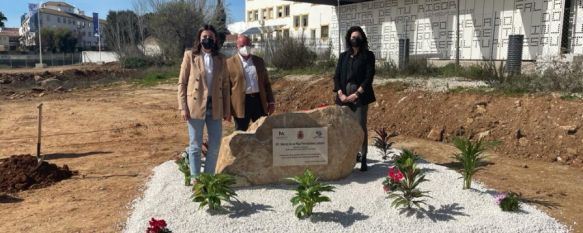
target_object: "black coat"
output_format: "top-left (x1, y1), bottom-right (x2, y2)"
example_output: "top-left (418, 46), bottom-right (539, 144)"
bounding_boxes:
top-left (333, 50), bottom-right (376, 106)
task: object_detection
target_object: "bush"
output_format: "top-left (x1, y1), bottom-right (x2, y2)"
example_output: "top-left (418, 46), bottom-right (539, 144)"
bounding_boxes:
top-left (192, 173), bottom-right (238, 211)
top-left (121, 56), bottom-right (149, 69)
top-left (452, 137), bottom-right (489, 189)
top-left (271, 37), bottom-right (317, 70)
top-left (287, 169), bottom-right (335, 219)
top-left (383, 150), bottom-right (430, 209)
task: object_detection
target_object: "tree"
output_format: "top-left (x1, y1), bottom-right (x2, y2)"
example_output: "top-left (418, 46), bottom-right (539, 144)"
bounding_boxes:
top-left (209, 0), bottom-right (228, 48)
top-left (104, 10), bottom-right (145, 57)
top-left (147, 1), bottom-right (204, 59)
top-left (0, 11), bottom-right (7, 28)
top-left (34, 28), bottom-right (78, 53)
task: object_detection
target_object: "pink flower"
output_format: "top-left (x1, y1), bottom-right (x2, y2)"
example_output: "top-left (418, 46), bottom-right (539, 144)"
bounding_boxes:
top-left (383, 185), bottom-right (390, 193)
top-left (388, 166), bottom-right (404, 182)
top-left (495, 193), bottom-right (507, 205)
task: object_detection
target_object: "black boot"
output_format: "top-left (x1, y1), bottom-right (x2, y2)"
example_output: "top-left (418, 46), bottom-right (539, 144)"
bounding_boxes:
top-left (360, 154), bottom-right (368, 172)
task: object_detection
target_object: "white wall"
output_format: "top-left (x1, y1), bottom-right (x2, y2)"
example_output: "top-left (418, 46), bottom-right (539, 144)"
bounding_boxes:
top-left (81, 51), bottom-right (118, 63)
top-left (331, 0), bottom-right (576, 62)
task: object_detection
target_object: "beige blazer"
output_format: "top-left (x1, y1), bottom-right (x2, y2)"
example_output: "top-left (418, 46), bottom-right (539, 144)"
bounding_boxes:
top-left (177, 50), bottom-right (231, 120)
top-left (226, 54), bottom-right (274, 119)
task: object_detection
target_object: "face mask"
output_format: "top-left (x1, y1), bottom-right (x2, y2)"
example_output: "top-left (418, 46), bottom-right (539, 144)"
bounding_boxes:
top-left (201, 38), bottom-right (215, 50)
top-left (350, 37), bottom-right (363, 47)
top-left (239, 46), bottom-right (251, 57)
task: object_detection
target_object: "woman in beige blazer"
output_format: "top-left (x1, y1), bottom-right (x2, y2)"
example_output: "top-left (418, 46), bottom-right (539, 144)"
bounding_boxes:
top-left (177, 24), bottom-right (231, 184)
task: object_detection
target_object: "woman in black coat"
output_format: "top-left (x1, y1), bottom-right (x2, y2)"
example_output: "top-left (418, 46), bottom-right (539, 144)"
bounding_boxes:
top-left (333, 26), bottom-right (376, 171)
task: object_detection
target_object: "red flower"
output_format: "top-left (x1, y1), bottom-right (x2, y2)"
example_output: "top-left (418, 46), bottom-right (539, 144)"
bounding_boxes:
top-left (147, 218), bottom-right (168, 233)
top-left (388, 166), bottom-right (404, 183)
top-left (383, 185), bottom-right (390, 193)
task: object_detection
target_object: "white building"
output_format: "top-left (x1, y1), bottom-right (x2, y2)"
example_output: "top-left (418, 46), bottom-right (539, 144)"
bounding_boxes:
top-left (20, 1), bottom-right (106, 50)
top-left (244, 0), bottom-right (335, 46)
top-left (0, 28), bottom-right (20, 52)
top-left (285, 0), bottom-right (583, 63)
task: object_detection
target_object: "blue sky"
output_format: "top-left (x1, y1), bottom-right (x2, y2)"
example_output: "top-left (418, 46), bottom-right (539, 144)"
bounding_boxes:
top-left (1, 0), bottom-right (245, 28)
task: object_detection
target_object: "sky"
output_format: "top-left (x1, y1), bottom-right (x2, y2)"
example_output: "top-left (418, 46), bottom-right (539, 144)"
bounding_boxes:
top-left (0, 0), bottom-right (245, 28)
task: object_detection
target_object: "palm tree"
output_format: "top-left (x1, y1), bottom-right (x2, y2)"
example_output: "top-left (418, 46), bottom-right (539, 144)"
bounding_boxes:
top-left (0, 11), bottom-right (7, 28)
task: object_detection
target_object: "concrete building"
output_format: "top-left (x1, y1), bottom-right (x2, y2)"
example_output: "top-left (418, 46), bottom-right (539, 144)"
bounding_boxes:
top-left (244, 0), bottom-right (335, 46)
top-left (287, 0), bottom-right (583, 63)
top-left (0, 28), bottom-right (20, 52)
top-left (20, 1), bottom-right (106, 50)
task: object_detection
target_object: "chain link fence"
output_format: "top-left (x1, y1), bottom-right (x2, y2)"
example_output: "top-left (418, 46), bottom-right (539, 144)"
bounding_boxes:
top-left (0, 53), bottom-right (82, 68)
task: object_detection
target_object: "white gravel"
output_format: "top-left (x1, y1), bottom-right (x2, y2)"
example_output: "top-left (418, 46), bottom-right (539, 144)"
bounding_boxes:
top-left (123, 147), bottom-right (569, 233)
top-left (374, 77), bottom-right (490, 92)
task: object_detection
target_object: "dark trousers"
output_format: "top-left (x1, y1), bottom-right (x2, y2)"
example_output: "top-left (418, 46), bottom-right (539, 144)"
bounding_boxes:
top-left (355, 104), bottom-right (369, 158)
top-left (234, 93), bottom-right (266, 131)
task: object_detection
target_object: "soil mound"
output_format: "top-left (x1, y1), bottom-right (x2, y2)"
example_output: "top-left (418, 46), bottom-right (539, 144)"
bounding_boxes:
top-left (0, 155), bottom-right (75, 193)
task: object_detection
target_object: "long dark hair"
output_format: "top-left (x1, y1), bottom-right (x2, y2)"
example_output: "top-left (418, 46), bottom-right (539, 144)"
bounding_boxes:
top-left (344, 26), bottom-right (369, 52)
top-left (193, 24), bottom-right (220, 55)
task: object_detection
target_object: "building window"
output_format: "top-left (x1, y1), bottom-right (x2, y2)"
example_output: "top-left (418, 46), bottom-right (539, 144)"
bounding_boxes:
top-left (301, 15), bottom-right (308, 27)
top-left (311, 29), bottom-right (316, 39)
top-left (46, 15), bottom-right (50, 22)
top-left (253, 10), bottom-right (259, 21)
top-left (284, 5), bottom-right (290, 17)
top-left (247, 11), bottom-right (253, 21)
top-left (283, 29), bottom-right (290, 38)
top-left (58, 17), bottom-right (61, 23)
top-left (267, 8), bottom-right (273, 19)
top-left (260, 9), bottom-right (265, 20)
top-left (293, 16), bottom-right (300, 28)
top-left (277, 6), bottom-right (283, 18)
top-left (321, 25), bottom-right (329, 39)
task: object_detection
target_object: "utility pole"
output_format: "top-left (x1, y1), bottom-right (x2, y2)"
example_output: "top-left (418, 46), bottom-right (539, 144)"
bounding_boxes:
top-left (456, 0), bottom-right (460, 66)
top-left (36, 1), bottom-right (45, 68)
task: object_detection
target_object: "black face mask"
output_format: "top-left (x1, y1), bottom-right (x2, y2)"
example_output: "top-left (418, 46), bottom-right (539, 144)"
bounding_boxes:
top-left (350, 37), bottom-right (363, 47)
top-left (201, 38), bottom-right (215, 50)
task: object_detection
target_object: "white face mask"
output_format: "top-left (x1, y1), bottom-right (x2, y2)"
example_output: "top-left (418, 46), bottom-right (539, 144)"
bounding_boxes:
top-left (239, 46), bottom-right (251, 57)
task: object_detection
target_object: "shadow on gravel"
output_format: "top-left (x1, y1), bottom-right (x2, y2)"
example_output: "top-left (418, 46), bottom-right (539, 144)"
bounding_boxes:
top-left (310, 206), bottom-right (369, 227)
top-left (227, 201), bottom-right (274, 218)
top-left (399, 203), bottom-right (469, 222)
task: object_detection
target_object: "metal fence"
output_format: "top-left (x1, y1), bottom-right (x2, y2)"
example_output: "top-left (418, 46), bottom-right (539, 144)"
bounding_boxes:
top-left (0, 53), bottom-right (82, 68)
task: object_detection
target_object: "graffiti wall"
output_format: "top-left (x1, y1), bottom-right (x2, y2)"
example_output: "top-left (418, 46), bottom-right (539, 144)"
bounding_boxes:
top-left (331, 0), bottom-right (573, 62)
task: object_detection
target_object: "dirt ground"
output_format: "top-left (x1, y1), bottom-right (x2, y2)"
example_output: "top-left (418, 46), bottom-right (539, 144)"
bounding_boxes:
top-left (0, 75), bottom-right (582, 232)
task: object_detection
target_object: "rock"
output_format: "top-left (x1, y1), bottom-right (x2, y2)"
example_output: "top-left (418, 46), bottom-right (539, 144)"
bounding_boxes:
top-left (0, 78), bottom-right (11, 84)
top-left (40, 78), bottom-right (62, 90)
top-left (514, 100), bottom-right (522, 107)
top-left (566, 148), bottom-right (578, 156)
top-left (515, 129), bottom-right (525, 139)
top-left (216, 106), bottom-right (364, 186)
top-left (34, 75), bottom-right (43, 82)
top-left (31, 87), bottom-right (45, 92)
top-left (559, 125), bottom-right (578, 135)
top-left (475, 104), bottom-right (487, 114)
top-left (522, 164), bottom-right (529, 168)
top-left (39, 93), bottom-right (46, 97)
top-left (557, 156), bottom-right (567, 163)
top-left (427, 127), bottom-right (444, 141)
top-left (477, 130), bottom-right (490, 140)
top-left (518, 137), bottom-right (529, 147)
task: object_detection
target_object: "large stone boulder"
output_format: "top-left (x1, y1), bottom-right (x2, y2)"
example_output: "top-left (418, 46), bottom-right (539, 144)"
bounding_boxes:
top-left (216, 106), bottom-right (364, 186)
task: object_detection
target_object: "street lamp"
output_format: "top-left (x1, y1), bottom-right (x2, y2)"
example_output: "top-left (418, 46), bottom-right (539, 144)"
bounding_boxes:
top-left (36, 0), bottom-right (46, 68)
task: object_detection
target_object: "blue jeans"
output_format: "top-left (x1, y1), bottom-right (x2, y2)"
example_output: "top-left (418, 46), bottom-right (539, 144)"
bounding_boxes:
top-left (187, 99), bottom-right (222, 177)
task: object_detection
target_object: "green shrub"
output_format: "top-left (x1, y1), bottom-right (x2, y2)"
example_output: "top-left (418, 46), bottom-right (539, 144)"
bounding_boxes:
top-left (271, 37), bottom-right (317, 70)
top-left (287, 169), bottom-right (335, 219)
top-left (192, 173), bottom-right (238, 211)
top-left (452, 137), bottom-right (490, 189)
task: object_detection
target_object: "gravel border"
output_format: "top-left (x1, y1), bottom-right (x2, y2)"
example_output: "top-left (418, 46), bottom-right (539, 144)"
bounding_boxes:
top-left (123, 148), bottom-right (568, 233)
